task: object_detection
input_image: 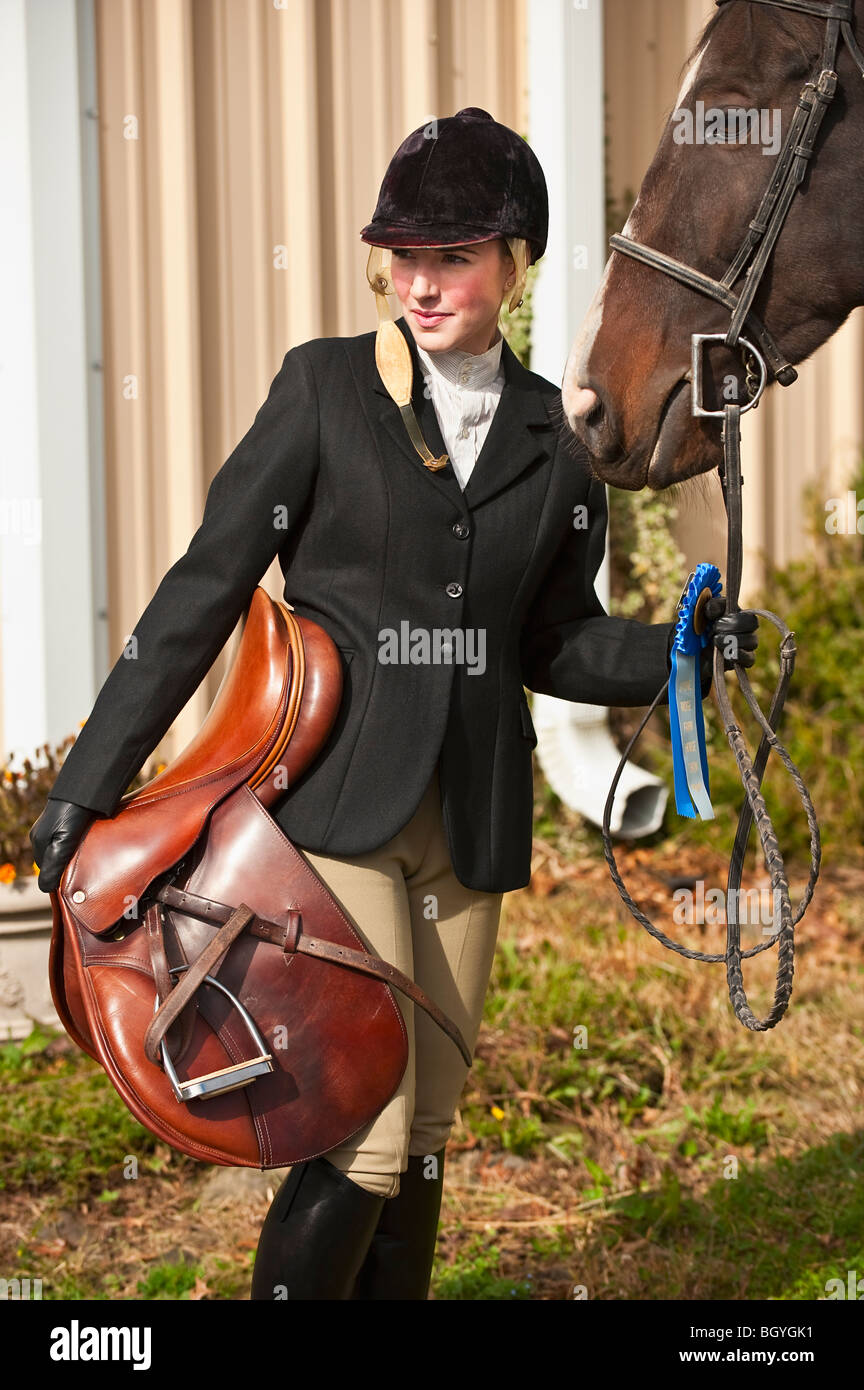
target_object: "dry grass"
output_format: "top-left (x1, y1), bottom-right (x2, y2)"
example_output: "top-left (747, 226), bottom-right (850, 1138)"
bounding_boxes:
top-left (433, 833), bottom-right (864, 1300)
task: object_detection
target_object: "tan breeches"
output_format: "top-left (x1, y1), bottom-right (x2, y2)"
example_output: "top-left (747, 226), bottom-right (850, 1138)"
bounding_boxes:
top-left (296, 760), bottom-right (504, 1198)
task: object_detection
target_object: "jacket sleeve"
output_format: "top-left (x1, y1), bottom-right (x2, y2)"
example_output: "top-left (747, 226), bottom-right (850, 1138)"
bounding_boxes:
top-left (519, 471), bottom-right (712, 707)
top-left (48, 344), bottom-right (320, 816)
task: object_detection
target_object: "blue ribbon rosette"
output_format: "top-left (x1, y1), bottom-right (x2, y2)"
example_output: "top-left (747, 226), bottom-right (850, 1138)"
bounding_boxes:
top-left (669, 563), bottom-right (722, 819)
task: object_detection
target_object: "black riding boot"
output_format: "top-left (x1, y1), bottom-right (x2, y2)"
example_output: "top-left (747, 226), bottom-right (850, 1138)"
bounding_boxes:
top-left (250, 1156), bottom-right (386, 1300)
top-left (350, 1146), bottom-right (446, 1300)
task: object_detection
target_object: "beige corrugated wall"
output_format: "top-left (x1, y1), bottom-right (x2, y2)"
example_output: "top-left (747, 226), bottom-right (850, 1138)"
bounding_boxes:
top-left (89, 0), bottom-right (861, 770)
top-left (604, 0), bottom-right (864, 596)
top-left (92, 0), bottom-right (525, 765)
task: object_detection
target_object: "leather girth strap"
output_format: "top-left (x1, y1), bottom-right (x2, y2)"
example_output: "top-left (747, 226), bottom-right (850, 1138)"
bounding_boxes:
top-left (144, 901), bottom-right (256, 1066)
top-left (147, 883), bottom-right (473, 1068)
top-left (145, 904), bottom-right (196, 1065)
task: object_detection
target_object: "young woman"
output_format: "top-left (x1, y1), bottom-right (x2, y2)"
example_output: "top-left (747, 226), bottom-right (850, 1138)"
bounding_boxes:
top-left (31, 108), bottom-right (757, 1301)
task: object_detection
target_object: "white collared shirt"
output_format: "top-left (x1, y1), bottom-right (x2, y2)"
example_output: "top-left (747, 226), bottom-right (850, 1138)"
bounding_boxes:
top-left (415, 329), bottom-right (506, 491)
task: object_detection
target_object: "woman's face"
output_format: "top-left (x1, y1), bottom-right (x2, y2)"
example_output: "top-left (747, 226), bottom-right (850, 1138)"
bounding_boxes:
top-left (388, 240), bottom-right (514, 355)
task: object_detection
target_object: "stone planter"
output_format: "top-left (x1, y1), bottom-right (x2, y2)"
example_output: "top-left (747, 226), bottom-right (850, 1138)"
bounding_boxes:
top-left (0, 877), bottom-right (61, 1041)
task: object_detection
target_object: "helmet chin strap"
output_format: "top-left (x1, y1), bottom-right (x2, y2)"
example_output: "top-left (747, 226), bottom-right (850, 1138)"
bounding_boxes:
top-left (365, 238), bottom-right (530, 472)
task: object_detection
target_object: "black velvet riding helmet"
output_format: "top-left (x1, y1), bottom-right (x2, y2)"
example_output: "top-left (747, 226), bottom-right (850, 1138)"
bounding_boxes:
top-left (360, 106), bottom-right (548, 266)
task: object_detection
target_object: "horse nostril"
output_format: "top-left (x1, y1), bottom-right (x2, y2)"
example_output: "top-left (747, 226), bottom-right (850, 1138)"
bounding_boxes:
top-left (565, 383), bottom-right (622, 462)
top-left (568, 386), bottom-right (601, 421)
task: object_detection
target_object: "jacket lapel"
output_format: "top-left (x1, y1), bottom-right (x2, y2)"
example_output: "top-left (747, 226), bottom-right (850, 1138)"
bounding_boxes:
top-left (372, 316), bottom-right (558, 511)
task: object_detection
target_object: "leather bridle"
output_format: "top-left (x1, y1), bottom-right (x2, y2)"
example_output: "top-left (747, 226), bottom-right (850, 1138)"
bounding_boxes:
top-left (609, 0), bottom-right (864, 395)
top-left (598, 0), bottom-right (859, 1029)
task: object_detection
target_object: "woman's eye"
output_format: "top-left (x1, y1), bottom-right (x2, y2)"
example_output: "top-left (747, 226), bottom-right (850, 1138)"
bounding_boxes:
top-left (390, 249), bottom-right (466, 263)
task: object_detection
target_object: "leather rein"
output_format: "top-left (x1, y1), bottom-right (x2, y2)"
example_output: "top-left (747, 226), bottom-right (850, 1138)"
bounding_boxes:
top-left (599, 0), bottom-right (856, 1029)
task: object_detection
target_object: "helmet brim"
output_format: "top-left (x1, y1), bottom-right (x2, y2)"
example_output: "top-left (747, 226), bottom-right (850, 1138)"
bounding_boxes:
top-left (359, 225), bottom-right (504, 249)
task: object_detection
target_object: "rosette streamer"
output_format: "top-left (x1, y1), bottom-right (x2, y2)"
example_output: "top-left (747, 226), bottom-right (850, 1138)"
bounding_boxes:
top-left (669, 563), bottom-right (722, 819)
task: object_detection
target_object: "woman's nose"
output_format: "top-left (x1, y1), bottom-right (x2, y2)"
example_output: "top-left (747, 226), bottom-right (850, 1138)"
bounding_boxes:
top-left (412, 273), bottom-right (439, 298)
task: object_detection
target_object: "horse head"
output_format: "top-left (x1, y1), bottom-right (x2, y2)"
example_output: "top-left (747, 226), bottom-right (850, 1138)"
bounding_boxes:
top-left (564, 0), bottom-right (864, 489)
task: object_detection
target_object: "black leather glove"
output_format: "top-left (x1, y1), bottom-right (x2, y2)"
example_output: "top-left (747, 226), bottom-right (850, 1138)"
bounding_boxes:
top-left (29, 798), bottom-right (97, 893)
top-left (702, 594), bottom-right (759, 669)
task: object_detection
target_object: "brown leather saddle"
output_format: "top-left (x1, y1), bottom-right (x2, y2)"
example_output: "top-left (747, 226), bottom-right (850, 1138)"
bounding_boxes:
top-left (49, 588), bottom-right (469, 1168)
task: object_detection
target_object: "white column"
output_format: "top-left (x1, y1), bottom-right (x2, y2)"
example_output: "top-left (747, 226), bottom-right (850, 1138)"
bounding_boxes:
top-left (0, 0), bottom-right (104, 765)
top-left (529, 0), bottom-right (605, 387)
top-left (526, 0), bottom-right (666, 836)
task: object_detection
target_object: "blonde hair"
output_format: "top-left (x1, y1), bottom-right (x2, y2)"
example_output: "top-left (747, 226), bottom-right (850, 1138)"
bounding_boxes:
top-left (503, 236), bottom-right (529, 313)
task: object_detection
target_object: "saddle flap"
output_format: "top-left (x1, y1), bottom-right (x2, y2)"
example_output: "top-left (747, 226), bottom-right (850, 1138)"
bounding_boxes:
top-left (59, 588), bottom-right (341, 937)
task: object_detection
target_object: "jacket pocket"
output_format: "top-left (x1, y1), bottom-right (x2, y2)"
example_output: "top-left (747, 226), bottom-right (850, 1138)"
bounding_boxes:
top-left (519, 692), bottom-right (537, 748)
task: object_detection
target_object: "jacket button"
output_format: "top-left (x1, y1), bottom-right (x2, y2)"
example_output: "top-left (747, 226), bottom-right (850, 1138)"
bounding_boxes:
top-left (446, 582), bottom-right (463, 598)
top-left (452, 521), bottom-right (470, 538)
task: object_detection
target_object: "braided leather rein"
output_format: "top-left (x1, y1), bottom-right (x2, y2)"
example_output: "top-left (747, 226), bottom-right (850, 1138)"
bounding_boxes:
top-left (602, 400), bottom-right (821, 1031)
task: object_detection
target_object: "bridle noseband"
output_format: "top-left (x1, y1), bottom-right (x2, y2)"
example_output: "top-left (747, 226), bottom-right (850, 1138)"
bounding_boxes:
top-left (609, 0), bottom-right (864, 400)
top-left (599, 0), bottom-right (855, 1030)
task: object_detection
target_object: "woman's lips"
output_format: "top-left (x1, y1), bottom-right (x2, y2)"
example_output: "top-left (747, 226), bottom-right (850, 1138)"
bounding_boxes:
top-left (413, 309), bottom-right (450, 326)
